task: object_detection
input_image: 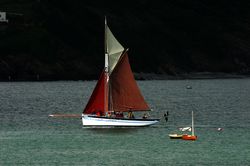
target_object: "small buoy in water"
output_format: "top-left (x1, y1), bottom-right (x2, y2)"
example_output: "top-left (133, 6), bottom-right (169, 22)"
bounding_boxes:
top-left (217, 128), bottom-right (223, 131)
top-left (186, 85), bottom-right (192, 89)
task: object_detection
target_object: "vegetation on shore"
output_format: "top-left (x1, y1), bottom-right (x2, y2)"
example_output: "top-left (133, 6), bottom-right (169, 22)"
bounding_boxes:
top-left (0, 0), bottom-right (250, 81)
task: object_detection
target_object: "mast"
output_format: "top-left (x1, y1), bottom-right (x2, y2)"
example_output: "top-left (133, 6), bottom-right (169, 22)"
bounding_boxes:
top-left (104, 16), bottom-right (108, 72)
top-left (192, 111), bottom-right (195, 136)
top-left (104, 16), bottom-right (109, 115)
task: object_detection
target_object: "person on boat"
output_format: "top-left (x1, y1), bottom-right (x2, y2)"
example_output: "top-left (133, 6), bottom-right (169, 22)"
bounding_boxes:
top-left (115, 112), bottom-right (124, 118)
top-left (96, 111), bottom-right (102, 116)
top-left (142, 113), bottom-right (148, 119)
top-left (164, 111), bottom-right (169, 122)
top-left (128, 111), bottom-right (135, 119)
top-left (107, 112), bottom-right (112, 117)
top-left (96, 112), bottom-right (100, 116)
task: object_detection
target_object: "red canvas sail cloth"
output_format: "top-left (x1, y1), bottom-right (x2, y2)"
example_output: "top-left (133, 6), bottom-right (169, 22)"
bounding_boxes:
top-left (83, 70), bottom-right (107, 115)
top-left (110, 52), bottom-right (150, 112)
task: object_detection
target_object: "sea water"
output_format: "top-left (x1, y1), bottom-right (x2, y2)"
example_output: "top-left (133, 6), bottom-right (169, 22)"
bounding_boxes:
top-left (0, 79), bottom-right (250, 165)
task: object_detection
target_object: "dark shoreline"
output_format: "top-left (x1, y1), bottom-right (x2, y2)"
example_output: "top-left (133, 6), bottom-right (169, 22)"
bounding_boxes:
top-left (0, 72), bottom-right (250, 82)
top-left (134, 72), bottom-right (250, 80)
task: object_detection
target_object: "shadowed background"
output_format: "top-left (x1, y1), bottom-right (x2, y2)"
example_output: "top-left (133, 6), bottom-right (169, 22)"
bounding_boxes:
top-left (0, 0), bottom-right (250, 80)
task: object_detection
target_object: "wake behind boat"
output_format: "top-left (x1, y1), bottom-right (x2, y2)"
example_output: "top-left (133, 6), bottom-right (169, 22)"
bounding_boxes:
top-left (81, 17), bottom-right (159, 127)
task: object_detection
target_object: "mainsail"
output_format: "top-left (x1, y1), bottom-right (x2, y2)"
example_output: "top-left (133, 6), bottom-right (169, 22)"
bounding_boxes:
top-left (110, 52), bottom-right (150, 112)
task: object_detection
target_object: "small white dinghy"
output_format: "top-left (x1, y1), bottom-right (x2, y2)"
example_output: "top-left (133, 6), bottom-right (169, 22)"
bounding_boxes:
top-left (169, 134), bottom-right (183, 139)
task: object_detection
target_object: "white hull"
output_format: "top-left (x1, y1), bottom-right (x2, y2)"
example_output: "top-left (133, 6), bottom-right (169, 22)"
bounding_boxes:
top-left (82, 114), bottom-right (159, 127)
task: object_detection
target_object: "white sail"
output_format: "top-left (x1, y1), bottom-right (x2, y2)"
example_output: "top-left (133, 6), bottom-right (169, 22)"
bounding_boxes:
top-left (106, 26), bottom-right (124, 73)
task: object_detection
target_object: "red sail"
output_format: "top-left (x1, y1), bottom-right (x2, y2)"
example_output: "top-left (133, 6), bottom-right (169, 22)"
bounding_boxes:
top-left (110, 52), bottom-right (150, 112)
top-left (83, 70), bottom-right (107, 115)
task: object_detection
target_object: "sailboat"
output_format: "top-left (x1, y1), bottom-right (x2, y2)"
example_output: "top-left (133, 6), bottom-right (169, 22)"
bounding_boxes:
top-left (81, 18), bottom-right (159, 127)
top-left (182, 111), bottom-right (197, 140)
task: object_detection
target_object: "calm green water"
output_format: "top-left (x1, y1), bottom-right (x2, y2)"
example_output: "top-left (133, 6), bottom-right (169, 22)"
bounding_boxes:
top-left (0, 79), bottom-right (250, 165)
